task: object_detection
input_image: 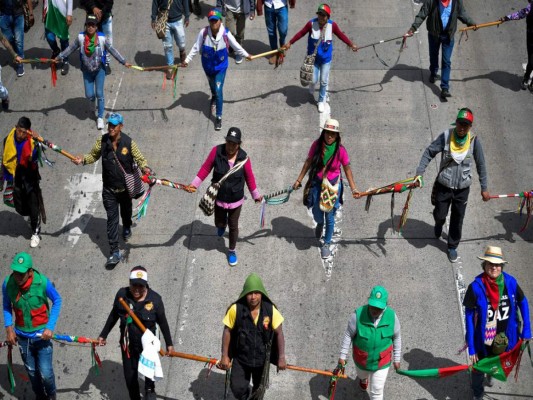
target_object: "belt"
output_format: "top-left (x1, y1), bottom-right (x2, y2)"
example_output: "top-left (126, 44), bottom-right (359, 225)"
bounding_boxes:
top-left (109, 187), bottom-right (126, 194)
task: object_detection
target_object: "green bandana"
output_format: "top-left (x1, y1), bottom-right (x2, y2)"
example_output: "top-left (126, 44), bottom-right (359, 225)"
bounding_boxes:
top-left (453, 129), bottom-right (468, 146)
top-left (322, 142), bottom-right (337, 166)
top-left (238, 273), bottom-right (269, 301)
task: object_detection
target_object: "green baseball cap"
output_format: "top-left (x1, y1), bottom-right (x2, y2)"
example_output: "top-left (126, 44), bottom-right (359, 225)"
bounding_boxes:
top-left (368, 286), bottom-right (388, 309)
top-left (11, 252), bottom-right (33, 273)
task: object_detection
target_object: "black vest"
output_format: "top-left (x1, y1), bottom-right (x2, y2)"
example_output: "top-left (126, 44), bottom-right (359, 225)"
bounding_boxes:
top-left (101, 133), bottom-right (134, 190)
top-left (212, 144), bottom-right (247, 203)
top-left (527, 7), bottom-right (533, 33)
top-left (230, 300), bottom-right (277, 368)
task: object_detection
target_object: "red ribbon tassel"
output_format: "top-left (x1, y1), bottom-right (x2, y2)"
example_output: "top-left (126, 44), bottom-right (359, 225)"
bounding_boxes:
top-left (51, 64), bottom-right (57, 87)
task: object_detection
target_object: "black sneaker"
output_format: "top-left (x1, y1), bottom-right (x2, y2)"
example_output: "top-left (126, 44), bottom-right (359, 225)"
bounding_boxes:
top-left (1, 97), bottom-right (9, 111)
top-left (429, 74), bottom-right (440, 84)
top-left (105, 252), bottom-right (121, 269)
top-left (123, 227), bottom-right (132, 241)
top-left (434, 224), bottom-right (443, 238)
top-left (440, 89), bottom-right (451, 99)
top-left (145, 388), bottom-right (157, 400)
top-left (447, 248), bottom-right (458, 263)
top-left (16, 64), bottom-right (24, 77)
top-left (521, 79), bottom-right (528, 90)
top-left (61, 61), bottom-right (69, 75)
top-left (215, 117), bottom-right (222, 131)
top-left (105, 63), bottom-right (111, 75)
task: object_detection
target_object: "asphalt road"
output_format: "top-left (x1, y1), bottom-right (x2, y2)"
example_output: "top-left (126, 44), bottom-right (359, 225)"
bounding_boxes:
top-left (0, 0), bottom-right (532, 399)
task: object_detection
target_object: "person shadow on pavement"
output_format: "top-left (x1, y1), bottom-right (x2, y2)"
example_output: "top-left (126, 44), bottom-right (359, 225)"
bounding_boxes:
top-left (188, 367), bottom-right (229, 400)
top-left (402, 348), bottom-right (470, 400)
top-left (309, 373), bottom-right (364, 400)
top-left (269, 216), bottom-right (317, 251)
top-left (54, 359), bottom-right (177, 399)
top-left (458, 71), bottom-right (523, 92)
top-left (493, 210), bottom-right (533, 243)
top-left (0, 210), bottom-right (32, 239)
top-left (380, 64), bottom-right (442, 100)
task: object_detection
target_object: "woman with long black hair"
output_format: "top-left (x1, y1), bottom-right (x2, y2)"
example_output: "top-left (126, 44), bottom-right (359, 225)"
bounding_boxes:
top-left (293, 119), bottom-right (360, 258)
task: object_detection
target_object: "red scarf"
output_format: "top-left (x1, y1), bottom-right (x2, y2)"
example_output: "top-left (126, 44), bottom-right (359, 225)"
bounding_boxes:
top-left (481, 273), bottom-right (504, 312)
top-left (84, 34), bottom-right (97, 57)
top-left (15, 273), bottom-right (34, 302)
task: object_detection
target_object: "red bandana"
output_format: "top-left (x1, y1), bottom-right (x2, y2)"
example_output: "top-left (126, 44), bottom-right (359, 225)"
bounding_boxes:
top-left (15, 273), bottom-right (34, 302)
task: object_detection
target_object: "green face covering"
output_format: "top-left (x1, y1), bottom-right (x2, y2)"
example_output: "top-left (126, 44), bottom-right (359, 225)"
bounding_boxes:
top-left (453, 129), bottom-right (468, 146)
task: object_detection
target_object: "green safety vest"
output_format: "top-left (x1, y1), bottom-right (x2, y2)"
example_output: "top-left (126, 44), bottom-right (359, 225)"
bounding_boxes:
top-left (352, 305), bottom-right (395, 371)
top-left (5, 271), bottom-right (50, 332)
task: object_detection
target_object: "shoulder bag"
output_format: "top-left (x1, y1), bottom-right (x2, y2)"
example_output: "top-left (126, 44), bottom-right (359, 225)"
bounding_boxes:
top-left (23, 2), bottom-right (34, 33)
top-left (300, 27), bottom-right (324, 87)
top-left (199, 157), bottom-right (249, 216)
top-left (154, 0), bottom-right (174, 39)
top-left (112, 151), bottom-right (145, 199)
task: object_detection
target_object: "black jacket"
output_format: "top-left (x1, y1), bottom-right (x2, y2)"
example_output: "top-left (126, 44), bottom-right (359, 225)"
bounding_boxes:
top-left (80, 0), bottom-right (113, 20)
top-left (99, 287), bottom-right (173, 349)
top-left (411, 0), bottom-right (475, 38)
top-left (151, 0), bottom-right (190, 23)
top-left (100, 133), bottom-right (134, 191)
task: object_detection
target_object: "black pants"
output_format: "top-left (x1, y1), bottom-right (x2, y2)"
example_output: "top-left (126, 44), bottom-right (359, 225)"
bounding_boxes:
top-left (524, 31), bottom-right (533, 82)
top-left (433, 182), bottom-right (470, 249)
top-left (102, 186), bottom-right (132, 254)
top-left (230, 359), bottom-right (264, 400)
top-left (214, 204), bottom-right (242, 250)
top-left (13, 184), bottom-right (41, 233)
top-left (121, 344), bottom-right (155, 400)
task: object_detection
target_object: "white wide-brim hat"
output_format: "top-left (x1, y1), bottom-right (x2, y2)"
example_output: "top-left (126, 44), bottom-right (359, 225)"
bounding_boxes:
top-left (477, 245), bottom-right (507, 264)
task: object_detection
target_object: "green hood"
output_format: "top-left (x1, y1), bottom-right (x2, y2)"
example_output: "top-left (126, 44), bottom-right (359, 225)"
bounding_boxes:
top-left (238, 273), bottom-right (270, 301)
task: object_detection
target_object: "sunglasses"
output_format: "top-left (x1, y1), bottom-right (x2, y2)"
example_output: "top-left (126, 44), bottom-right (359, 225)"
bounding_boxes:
top-left (86, 23), bottom-right (97, 27)
top-left (317, 12), bottom-right (328, 16)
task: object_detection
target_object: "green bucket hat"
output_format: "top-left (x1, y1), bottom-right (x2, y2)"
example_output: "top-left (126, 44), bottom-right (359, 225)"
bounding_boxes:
top-left (11, 252), bottom-right (33, 274)
top-left (238, 273), bottom-right (270, 301)
top-left (368, 285), bottom-right (388, 309)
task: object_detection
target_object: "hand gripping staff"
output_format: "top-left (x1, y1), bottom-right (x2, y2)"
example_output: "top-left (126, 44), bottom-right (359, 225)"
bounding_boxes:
top-left (359, 176), bottom-right (423, 233)
top-left (489, 190), bottom-right (533, 231)
top-left (248, 48), bottom-right (286, 67)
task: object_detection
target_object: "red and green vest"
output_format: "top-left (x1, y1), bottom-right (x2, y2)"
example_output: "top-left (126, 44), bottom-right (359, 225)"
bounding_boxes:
top-left (352, 305), bottom-right (396, 371)
top-left (5, 271), bottom-right (50, 333)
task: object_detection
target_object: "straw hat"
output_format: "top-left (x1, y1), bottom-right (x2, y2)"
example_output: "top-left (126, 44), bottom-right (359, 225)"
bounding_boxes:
top-left (477, 245), bottom-right (507, 265)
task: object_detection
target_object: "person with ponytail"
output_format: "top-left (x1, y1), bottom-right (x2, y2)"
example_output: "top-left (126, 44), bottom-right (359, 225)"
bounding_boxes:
top-left (293, 118), bottom-right (360, 258)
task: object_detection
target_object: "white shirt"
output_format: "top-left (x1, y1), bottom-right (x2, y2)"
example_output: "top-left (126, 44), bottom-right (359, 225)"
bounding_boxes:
top-left (263, 0), bottom-right (287, 10)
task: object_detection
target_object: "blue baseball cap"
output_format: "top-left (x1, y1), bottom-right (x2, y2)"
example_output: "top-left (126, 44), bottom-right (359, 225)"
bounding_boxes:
top-left (108, 113), bottom-right (124, 125)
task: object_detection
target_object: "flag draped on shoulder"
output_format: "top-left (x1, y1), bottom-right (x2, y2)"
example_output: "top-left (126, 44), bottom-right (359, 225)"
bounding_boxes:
top-left (44, 0), bottom-right (70, 40)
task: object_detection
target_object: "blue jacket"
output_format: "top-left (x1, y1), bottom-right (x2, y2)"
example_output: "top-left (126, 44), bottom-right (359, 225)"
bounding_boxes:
top-left (465, 272), bottom-right (531, 357)
top-left (306, 18), bottom-right (334, 65)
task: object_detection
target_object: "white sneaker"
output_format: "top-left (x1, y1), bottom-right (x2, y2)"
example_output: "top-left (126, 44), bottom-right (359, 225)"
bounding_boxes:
top-left (30, 234), bottom-right (40, 248)
top-left (97, 118), bottom-right (104, 130)
top-left (317, 102), bottom-right (325, 113)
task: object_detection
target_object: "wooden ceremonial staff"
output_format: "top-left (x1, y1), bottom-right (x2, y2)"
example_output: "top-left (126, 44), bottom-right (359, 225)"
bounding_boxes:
top-left (248, 49), bottom-right (283, 60)
top-left (286, 364), bottom-right (347, 378)
top-left (118, 297), bottom-right (166, 357)
top-left (357, 34), bottom-right (409, 50)
top-left (33, 135), bottom-right (77, 161)
top-left (460, 20), bottom-right (502, 32)
top-left (357, 181), bottom-right (420, 198)
top-left (130, 65), bottom-right (180, 71)
top-left (19, 58), bottom-right (55, 64)
top-left (489, 192), bottom-right (533, 199)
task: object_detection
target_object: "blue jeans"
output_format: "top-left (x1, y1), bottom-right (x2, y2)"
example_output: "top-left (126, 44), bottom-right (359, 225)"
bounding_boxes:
top-left (206, 69), bottom-right (226, 118)
top-left (313, 61), bottom-right (331, 102)
top-left (45, 28), bottom-right (69, 61)
top-left (163, 19), bottom-right (186, 65)
top-left (310, 177), bottom-right (342, 244)
top-left (264, 5), bottom-right (288, 50)
top-left (100, 16), bottom-right (112, 64)
top-left (18, 336), bottom-right (56, 398)
top-left (0, 65), bottom-right (8, 99)
top-left (83, 68), bottom-right (106, 118)
top-left (428, 33), bottom-right (454, 90)
top-left (0, 14), bottom-right (24, 57)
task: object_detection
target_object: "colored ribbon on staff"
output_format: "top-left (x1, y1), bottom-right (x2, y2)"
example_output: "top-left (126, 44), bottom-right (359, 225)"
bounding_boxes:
top-left (358, 33), bottom-right (411, 67)
top-left (327, 363), bottom-right (345, 400)
top-left (130, 64), bottom-right (180, 98)
top-left (259, 186), bottom-right (294, 228)
top-left (133, 175), bottom-right (191, 220)
top-left (33, 135), bottom-right (77, 162)
top-left (41, 333), bottom-right (103, 375)
top-left (490, 190), bottom-right (533, 231)
top-left (361, 176), bottom-right (423, 233)
top-left (19, 58), bottom-right (57, 86)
